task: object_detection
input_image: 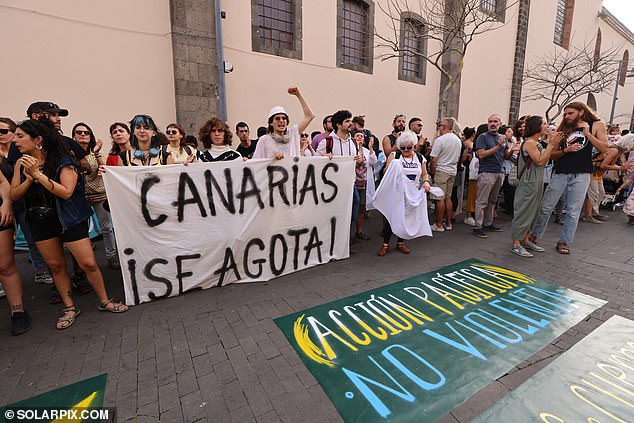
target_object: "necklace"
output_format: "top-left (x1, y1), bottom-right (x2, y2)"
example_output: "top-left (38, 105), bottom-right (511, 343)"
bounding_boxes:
top-left (402, 154), bottom-right (414, 163)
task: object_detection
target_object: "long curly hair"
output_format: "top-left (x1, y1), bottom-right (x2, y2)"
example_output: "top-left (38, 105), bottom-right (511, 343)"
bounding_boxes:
top-left (17, 119), bottom-right (71, 179)
top-left (557, 102), bottom-right (600, 138)
top-left (199, 117), bottom-right (232, 149)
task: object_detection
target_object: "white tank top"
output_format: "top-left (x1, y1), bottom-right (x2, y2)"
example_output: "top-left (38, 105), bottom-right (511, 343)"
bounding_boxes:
top-left (398, 153), bottom-right (423, 186)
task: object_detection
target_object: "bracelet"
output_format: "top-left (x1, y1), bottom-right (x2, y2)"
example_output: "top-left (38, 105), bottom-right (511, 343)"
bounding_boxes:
top-left (422, 179), bottom-right (430, 184)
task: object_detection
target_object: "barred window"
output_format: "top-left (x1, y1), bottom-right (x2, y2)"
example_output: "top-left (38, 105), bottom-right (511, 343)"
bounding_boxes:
top-left (337, 0), bottom-right (374, 74)
top-left (481, 0), bottom-right (496, 14)
top-left (480, 0), bottom-right (506, 22)
top-left (554, 0), bottom-right (574, 48)
top-left (252, 0), bottom-right (302, 60)
top-left (399, 16), bottom-right (427, 84)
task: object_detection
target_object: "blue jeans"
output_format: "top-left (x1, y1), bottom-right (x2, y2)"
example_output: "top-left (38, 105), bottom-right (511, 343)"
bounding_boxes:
top-left (351, 187), bottom-right (360, 223)
top-left (14, 207), bottom-right (48, 272)
top-left (531, 173), bottom-right (590, 244)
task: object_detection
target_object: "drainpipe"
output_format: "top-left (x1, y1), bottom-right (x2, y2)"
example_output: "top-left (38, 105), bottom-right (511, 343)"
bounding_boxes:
top-left (215, 0), bottom-right (227, 121)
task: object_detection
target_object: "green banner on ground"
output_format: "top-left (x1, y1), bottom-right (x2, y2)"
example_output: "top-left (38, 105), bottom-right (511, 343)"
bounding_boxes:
top-left (1, 374), bottom-right (107, 422)
top-left (274, 259), bottom-right (606, 423)
top-left (472, 315), bottom-right (634, 422)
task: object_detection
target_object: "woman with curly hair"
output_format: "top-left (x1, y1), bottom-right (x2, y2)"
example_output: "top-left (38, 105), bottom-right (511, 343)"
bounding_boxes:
top-left (10, 119), bottom-right (127, 330)
top-left (197, 117), bottom-right (241, 162)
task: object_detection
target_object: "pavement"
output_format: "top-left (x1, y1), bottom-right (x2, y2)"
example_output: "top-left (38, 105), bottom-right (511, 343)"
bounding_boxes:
top-left (1, 207), bottom-right (633, 422)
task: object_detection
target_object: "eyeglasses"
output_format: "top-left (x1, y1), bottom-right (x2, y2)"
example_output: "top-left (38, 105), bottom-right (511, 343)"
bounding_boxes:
top-left (399, 146), bottom-right (413, 151)
top-left (74, 130), bottom-right (91, 136)
top-left (166, 130), bottom-right (179, 135)
top-left (0, 129), bottom-right (11, 135)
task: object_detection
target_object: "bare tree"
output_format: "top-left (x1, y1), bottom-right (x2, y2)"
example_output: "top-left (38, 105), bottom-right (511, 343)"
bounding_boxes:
top-left (522, 38), bottom-right (622, 122)
top-left (374, 0), bottom-right (517, 121)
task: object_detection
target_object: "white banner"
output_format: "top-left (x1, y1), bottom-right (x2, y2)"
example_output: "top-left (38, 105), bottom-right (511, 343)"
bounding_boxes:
top-left (103, 157), bottom-right (355, 305)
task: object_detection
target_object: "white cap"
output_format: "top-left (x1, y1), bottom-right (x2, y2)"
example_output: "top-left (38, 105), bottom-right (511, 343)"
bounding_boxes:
top-left (268, 106), bottom-right (288, 120)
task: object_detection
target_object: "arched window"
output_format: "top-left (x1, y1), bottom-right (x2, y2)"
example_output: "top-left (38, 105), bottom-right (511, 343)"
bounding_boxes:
top-left (586, 93), bottom-right (597, 111)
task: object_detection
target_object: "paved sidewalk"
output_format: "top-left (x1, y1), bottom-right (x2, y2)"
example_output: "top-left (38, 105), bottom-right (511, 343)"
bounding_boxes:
top-left (1, 209), bottom-right (633, 422)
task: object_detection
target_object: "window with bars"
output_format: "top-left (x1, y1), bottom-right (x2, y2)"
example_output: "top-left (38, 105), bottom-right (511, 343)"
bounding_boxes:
top-left (481, 0), bottom-right (496, 14)
top-left (337, 0), bottom-right (374, 74)
top-left (251, 0), bottom-right (302, 60)
top-left (554, 0), bottom-right (574, 48)
top-left (399, 16), bottom-right (427, 84)
top-left (480, 0), bottom-right (506, 22)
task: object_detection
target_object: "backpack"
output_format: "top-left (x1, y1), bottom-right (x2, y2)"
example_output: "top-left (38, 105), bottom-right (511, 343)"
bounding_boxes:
top-left (325, 136), bottom-right (359, 155)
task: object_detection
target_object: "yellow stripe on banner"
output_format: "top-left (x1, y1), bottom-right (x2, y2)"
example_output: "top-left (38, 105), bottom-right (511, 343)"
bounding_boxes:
top-left (294, 314), bottom-right (336, 368)
top-left (51, 391), bottom-right (97, 422)
top-left (472, 264), bottom-right (536, 284)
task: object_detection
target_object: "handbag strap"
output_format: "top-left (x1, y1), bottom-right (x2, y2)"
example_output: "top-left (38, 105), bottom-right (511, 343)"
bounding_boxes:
top-left (517, 142), bottom-right (532, 180)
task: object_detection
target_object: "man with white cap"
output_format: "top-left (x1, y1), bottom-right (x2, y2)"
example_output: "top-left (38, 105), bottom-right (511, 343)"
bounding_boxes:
top-left (252, 86), bottom-right (314, 159)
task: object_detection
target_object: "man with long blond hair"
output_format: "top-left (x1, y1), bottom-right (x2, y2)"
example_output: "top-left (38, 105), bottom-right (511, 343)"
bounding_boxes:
top-left (529, 102), bottom-right (608, 254)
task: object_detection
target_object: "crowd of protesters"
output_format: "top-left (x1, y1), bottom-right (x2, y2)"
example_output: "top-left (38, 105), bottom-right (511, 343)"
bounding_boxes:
top-left (1, 90), bottom-right (634, 337)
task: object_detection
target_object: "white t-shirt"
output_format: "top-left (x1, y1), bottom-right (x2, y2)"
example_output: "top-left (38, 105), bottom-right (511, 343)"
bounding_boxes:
top-left (430, 133), bottom-right (462, 176)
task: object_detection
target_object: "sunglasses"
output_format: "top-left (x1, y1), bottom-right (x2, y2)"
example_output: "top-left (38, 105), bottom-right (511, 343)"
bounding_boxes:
top-left (0, 128), bottom-right (11, 135)
top-left (166, 129), bottom-right (180, 135)
top-left (300, 133), bottom-right (309, 138)
top-left (74, 130), bottom-right (91, 136)
top-left (399, 146), bottom-right (413, 151)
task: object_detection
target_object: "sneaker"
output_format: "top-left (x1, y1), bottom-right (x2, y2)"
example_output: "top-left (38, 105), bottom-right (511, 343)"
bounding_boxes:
top-left (581, 216), bottom-right (602, 224)
top-left (521, 241), bottom-right (545, 252)
top-left (483, 224), bottom-right (503, 232)
top-left (511, 246), bottom-right (534, 258)
top-left (107, 257), bottom-right (121, 270)
top-left (34, 271), bottom-right (54, 285)
top-left (0, 286), bottom-right (5, 298)
top-left (431, 223), bottom-right (445, 232)
top-left (11, 311), bottom-right (32, 336)
top-left (464, 217), bottom-right (476, 226)
top-left (444, 223), bottom-right (453, 231)
top-left (592, 214), bottom-right (609, 221)
top-left (71, 274), bottom-right (92, 295)
top-left (473, 228), bottom-right (488, 238)
top-left (48, 287), bottom-right (62, 305)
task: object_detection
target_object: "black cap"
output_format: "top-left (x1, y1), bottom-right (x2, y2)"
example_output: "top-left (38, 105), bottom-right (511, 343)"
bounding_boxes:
top-left (26, 102), bottom-right (69, 118)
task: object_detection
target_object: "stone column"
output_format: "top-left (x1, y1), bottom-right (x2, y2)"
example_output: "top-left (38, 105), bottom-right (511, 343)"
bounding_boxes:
top-left (170, 0), bottom-right (220, 136)
top-left (508, 0), bottom-right (531, 124)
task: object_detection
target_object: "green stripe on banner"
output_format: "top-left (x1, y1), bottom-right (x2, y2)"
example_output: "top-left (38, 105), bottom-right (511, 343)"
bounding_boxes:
top-left (274, 259), bottom-right (606, 423)
top-left (472, 315), bottom-right (634, 422)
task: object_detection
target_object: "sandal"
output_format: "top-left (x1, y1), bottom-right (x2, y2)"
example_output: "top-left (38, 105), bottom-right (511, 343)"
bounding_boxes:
top-left (355, 232), bottom-right (371, 241)
top-left (556, 241), bottom-right (570, 255)
top-left (57, 306), bottom-right (80, 330)
top-left (98, 299), bottom-right (129, 313)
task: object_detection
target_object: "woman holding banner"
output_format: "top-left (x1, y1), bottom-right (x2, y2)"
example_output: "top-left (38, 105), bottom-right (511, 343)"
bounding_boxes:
top-left (118, 115), bottom-right (175, 166)
top-left (253, 86), bottom-right (315, 160)
top-left (197, 117), bottom-right (241, 162)
top-left (10, 119), bottom-right (127, 330)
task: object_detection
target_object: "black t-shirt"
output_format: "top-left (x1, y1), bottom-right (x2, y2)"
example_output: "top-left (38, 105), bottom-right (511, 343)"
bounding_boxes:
top-left (554, 122), bottom-right (595, 174)
top-left (8, 136), bottom-right (88, 165)
top-left (236, 139), bottom-right (258, 159)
